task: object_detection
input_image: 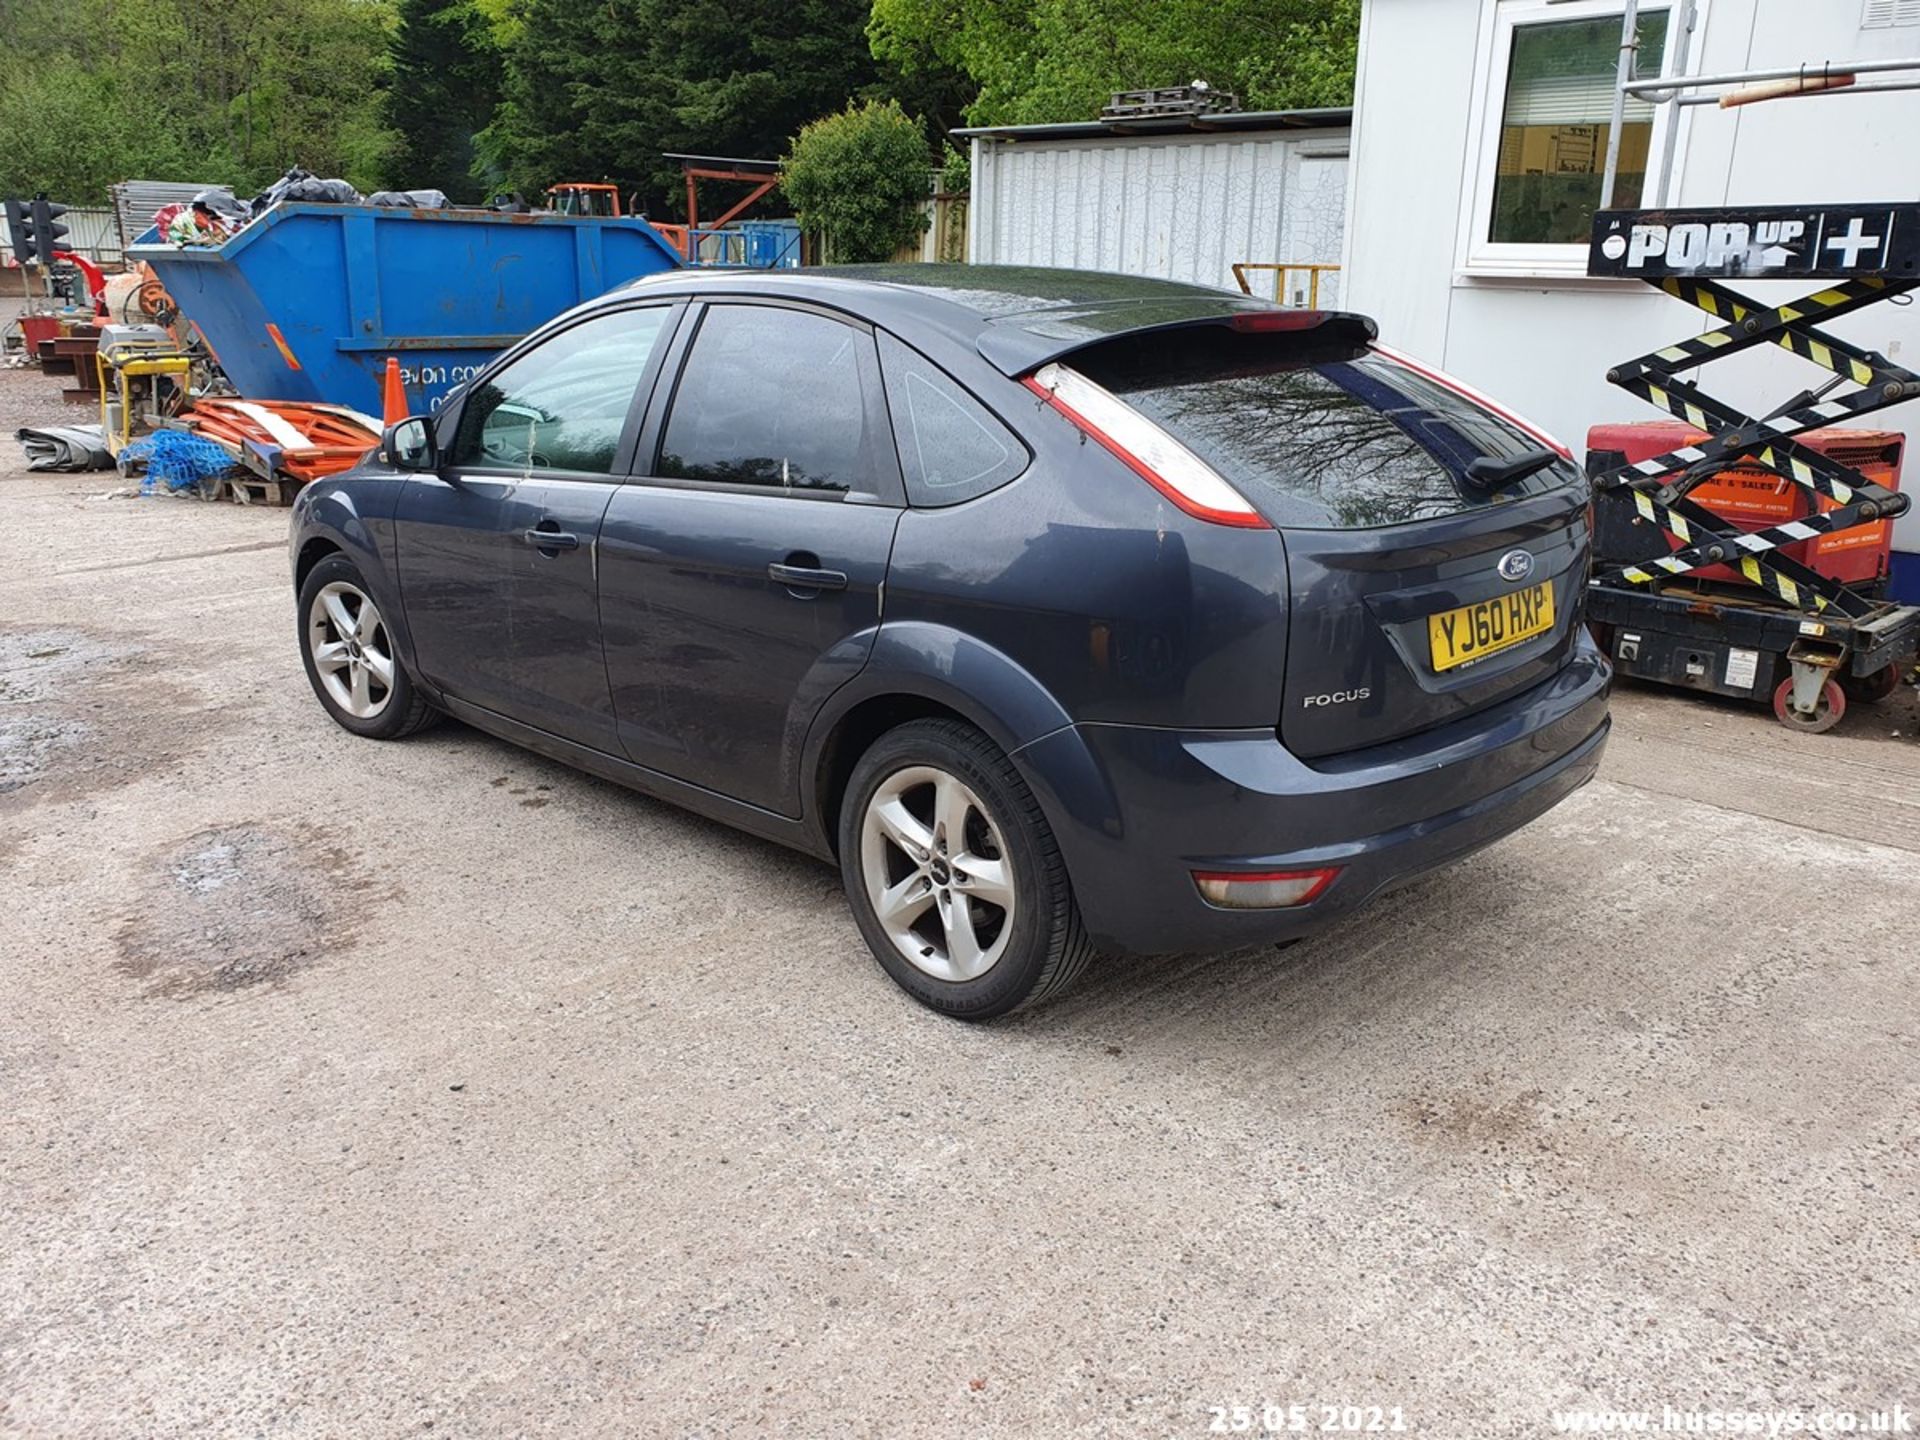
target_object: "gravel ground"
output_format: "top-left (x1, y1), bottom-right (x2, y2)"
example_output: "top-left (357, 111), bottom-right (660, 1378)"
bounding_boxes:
top-left (2, 358), bottom-right (1918, 1439)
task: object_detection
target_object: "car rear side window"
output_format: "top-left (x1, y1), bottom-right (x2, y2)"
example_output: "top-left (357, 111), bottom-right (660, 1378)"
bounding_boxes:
top-left (656, 304), bottom-right (878, 495)
top-left (1076, 336), bottom-right (1581, 529)
top-left (448, 305), bottom-right (670, 475)
top-left (878, 333), bottom-right (1026, 505)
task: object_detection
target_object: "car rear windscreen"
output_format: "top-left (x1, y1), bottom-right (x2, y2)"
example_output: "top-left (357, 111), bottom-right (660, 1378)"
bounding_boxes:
top-left (1073, 332), bottom-right (1583, 529)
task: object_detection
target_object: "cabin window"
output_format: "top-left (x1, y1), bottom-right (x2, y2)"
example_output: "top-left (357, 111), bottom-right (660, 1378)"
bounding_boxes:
top-left (1488, 11), bottom-right (1668, 244)
top-left (1462, 0), bottom-right (1678, 277)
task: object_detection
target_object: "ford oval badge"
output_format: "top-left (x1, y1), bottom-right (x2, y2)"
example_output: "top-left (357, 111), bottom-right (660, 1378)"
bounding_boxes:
top-left (1497, 550), bottom-right (1535, 583)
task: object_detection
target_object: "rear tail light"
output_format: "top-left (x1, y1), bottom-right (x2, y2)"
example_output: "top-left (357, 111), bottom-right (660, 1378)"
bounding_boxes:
top-left (1024, 363), bottom-right (1269, 529)
top-left (1191, 866), bottom-right (1340, 909)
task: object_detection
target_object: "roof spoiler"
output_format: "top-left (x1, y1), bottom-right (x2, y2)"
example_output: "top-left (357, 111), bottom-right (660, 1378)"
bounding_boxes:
top-left (977, 301), bottom-right (1378, 377)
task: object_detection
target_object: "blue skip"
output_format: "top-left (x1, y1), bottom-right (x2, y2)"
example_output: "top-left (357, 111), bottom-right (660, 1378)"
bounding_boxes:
top-left (130, 203), bottom-right (683, 417)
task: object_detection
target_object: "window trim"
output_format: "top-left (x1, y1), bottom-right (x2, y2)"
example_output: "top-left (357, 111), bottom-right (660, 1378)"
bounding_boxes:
top-left (1457, 0), bottom-right (1689, 280)
top-left (632, 298), bottom-right (905, 506)
top-left (437, 299), bottom-right (686, 480)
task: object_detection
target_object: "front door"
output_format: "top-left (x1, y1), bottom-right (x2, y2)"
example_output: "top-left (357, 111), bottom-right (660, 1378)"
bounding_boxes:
top-left (395, 302), bottom-right (680, 749)
top-left (599, 300), bottom-right (903, 814)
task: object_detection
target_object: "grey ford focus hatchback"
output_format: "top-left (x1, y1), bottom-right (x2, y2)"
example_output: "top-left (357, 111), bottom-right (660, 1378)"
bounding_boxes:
top-left (290, 265), bottom-right (1611, 1019)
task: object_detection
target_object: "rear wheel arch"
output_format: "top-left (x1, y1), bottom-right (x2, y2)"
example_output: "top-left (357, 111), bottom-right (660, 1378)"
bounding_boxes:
top-left (803, 625), bottom-right (1105, 859)
top-left (812, 693), bottom-right (977, 857)
top-left (807, 689), bottom-right (1123, 935)
top-left (836, 716), bottom-right (1096, 1018)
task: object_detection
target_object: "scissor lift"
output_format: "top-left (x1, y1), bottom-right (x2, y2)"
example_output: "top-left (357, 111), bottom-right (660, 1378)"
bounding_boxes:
top-left (1583, 202), bottom-right (1920, 731)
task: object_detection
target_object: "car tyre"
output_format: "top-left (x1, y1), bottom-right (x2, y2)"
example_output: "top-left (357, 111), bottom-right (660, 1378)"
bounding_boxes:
top-left (297, 554), bottom-right (439, 740)
top-left (840, 718), bottom-right (1094, 1020)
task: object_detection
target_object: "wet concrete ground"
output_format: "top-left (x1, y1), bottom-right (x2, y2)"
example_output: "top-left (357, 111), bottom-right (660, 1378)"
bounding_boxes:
top-left (2, 363), bottom-right (1917, 1437)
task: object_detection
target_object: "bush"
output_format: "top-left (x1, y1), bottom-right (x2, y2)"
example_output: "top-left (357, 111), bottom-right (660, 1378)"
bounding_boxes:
top-left (781, 100), bottom-right (931, 263)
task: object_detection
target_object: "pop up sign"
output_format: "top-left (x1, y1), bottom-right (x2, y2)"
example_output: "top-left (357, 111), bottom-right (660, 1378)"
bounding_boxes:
top-left (1589, 203), bottom-right (1920, 280)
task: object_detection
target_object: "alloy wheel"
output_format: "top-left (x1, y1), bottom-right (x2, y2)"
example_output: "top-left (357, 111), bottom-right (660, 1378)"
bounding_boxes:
top-left (859, 764), bottom-right (1017, 982)
top-left (306, 580), bottom-right (395, 720)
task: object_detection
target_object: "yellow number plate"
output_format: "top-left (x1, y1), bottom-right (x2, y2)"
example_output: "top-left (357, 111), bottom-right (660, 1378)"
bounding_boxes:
top-left (1428, 582), bottom-right (1556, 672)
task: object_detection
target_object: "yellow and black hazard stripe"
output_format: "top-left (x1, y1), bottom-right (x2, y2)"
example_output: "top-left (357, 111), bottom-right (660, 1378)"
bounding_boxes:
top-left (1594, 273), bottom-right (1918, 501)
top-left (1593, 266), bottom-right (1918, 620)
top-left (1599, 375), bottom-right (1899, 503)
top-left (1600, 491), bottom-right (1879, 618)
top-left (1645, 275), bottom-right (1899, 389)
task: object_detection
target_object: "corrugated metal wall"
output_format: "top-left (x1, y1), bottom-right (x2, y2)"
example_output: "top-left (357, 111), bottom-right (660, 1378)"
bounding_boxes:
top-left (968, 128), bottom-right (1350, 297)
top-left (110, 181), bottom-right (235, 248)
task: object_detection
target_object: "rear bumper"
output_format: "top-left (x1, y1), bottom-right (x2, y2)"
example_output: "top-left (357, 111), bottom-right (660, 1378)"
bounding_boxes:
top-left (1014, 636), bottom-right (1612, 956)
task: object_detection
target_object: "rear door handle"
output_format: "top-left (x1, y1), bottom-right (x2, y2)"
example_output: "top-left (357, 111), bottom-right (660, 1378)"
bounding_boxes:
top-left (768, 562), bottom-right (848, 593)
top-left (524, 525), bottom-right (580, 552)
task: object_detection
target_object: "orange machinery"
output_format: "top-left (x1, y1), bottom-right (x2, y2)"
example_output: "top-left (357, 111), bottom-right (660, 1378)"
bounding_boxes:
top-left (1588, 420), bottom-right (1903, 592)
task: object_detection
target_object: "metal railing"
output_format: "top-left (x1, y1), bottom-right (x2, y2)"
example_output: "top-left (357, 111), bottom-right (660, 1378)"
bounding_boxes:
top-left (1599, 0), bottom-right (1920, 210)
top-left (1231, 261), bottom-right (1341, 309)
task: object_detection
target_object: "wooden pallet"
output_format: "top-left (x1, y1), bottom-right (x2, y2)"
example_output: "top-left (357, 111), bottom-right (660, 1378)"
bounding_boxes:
top-left (220, 474), bottom-right (301, 507)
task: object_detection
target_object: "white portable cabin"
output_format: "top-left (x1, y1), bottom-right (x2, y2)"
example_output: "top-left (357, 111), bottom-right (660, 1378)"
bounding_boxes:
top-left (1341, 0), bottom-right (1920, 599)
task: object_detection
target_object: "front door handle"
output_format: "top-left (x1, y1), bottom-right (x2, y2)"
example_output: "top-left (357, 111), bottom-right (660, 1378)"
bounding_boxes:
top-left (524, 525), bottom-right (580, 552)
top-left (768, 561), bottom-right (848, 594)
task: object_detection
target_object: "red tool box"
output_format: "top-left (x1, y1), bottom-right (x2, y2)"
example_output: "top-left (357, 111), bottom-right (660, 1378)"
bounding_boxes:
top-left (1587, 420), bottom-right (1904, 592)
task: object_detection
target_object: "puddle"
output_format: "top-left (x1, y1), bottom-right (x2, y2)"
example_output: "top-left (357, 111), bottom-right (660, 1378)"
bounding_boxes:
top-left (0, 712), bottom-right (93, 795)
top-left (115, 823), bottom-right (378, 999)
top-left (0, 625), bottom-right (230, 809)
top-left (0, 630), bottom-right (115, 795)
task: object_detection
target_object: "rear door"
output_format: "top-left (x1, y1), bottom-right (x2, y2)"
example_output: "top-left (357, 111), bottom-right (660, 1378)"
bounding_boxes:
top-left (1076, 337), bottom-right (1589, 759)
top-left (396, 301), bottom-right (679, 749)
top-left (598, 299), bottom-right (902, 813)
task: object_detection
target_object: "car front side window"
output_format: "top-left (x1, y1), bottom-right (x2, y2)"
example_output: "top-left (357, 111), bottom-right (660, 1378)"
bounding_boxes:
top-left (448, 305), bottom-right (672, 475)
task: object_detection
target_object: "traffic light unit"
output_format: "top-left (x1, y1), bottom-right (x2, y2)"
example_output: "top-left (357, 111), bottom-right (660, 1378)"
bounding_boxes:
top-left (2, 198), bottom-right (28, 265)
top-left (31, 197), bottom-right (69, 263)
top-left (3, 194), bottom-right (70, 266)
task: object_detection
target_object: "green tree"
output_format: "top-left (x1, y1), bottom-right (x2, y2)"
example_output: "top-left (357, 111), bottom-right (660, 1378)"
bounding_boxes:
top-left (0, 0), bottom-right (397, 204)
top-left (386, 0), bottom-right (505, 200)
top-left (781, 99), bottom-right (930, 262)
top-left (937, 143), bottom-right (969, 196)
top-left (486, 0), bottom-right (887, 218)
top-left (868, 0), bottom-right (1359, 126)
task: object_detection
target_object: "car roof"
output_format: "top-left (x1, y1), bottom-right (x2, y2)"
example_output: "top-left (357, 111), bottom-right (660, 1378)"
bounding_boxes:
top-left (604, 262), bottom-right (1354, 377)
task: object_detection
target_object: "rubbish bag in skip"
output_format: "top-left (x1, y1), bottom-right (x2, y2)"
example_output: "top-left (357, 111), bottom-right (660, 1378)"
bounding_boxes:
top-left (250, 167), bottom-right (363, 213)
top-left (366, 190), bottom-right (453, 209)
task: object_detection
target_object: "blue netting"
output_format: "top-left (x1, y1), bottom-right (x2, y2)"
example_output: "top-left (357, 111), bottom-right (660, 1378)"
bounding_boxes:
top-left (117, 431), bottom-right (242, 494)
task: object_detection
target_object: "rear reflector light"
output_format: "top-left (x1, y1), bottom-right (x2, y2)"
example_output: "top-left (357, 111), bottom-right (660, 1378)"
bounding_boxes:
top-left (1024, 363), bottom-right (1268, 529)
top-left (1191, 867), bottom-right (1340, 909)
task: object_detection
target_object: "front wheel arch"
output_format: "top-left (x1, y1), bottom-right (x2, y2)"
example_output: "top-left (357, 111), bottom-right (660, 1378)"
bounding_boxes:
top-left (294, 537), bottom-right (342, 594)
top-left (296, 553), bottom-right (440, 740)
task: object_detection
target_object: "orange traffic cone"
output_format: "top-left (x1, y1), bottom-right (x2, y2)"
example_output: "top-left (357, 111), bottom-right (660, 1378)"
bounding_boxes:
top-left (381, 356), bottom-right (408, 426)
